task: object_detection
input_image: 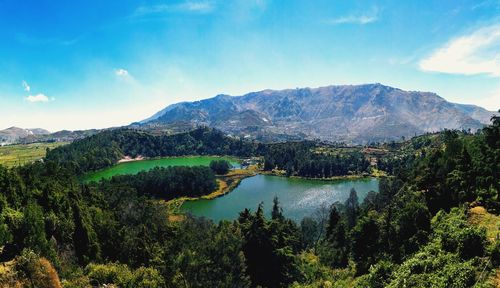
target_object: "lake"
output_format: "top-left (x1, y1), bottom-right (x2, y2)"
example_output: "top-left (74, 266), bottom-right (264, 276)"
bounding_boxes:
top-left (83, 156), bottom-right (239, 182)
top-left (181, 175), bottom-right (379, 222)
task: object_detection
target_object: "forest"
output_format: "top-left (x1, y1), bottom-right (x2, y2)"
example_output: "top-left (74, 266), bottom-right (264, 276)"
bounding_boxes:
top-left (0, 116), bottom-right (498, 287)
top-left (45, 127), bottom-right (371, 179)
top-left (45, 127), bottom-right (262, 174)
top-left (96, 166), bottom-right (218, 200)
top-left (262, 141), bottom-right (370, 177)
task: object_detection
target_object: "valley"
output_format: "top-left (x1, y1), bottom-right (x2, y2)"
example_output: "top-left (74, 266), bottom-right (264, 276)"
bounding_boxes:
top-left (2, 2), bottom-right (498, 286)
top-left (0, 118), bottom-right (498, 287)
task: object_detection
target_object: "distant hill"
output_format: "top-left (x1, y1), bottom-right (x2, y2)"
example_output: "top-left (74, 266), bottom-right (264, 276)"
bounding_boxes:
top-left (0, 127), bottom-right (100, 145)
top-left (0, 127), bottom-right (50, 144)
top-left (140, 83), bottom-right (497, 143)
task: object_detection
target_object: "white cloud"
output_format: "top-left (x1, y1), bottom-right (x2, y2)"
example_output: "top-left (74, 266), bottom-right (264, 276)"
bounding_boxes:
top-left (476, 88), bottom-right (500, 111)
top-left (22, 80), bottom-right (30, 92)
top-left (134, 1), bottom-right (214, 16)
top-left (115, 68), bottom-right (129, 77)
top-left (25, 94), bottom-right (51, 103)
top-left (325, 7), bottom-right (379, 25)
top-left (419, 24), bottom-right (500, 77)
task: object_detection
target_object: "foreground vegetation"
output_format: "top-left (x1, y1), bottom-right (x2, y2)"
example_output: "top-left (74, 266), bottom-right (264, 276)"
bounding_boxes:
top-left (0, 117), bottom-right (498, 287)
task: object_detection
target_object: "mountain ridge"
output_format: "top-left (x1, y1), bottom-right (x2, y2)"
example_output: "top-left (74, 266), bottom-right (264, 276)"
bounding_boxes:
top-left (140, 83), bottom-right (497, 143)
top-left (0, 127), bottom-right (50, 144)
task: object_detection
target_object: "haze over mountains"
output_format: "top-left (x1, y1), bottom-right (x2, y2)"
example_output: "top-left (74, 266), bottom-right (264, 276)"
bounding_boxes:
top-left (140, 83), bottom-right (497, 143)
top-left (0, 127), bottom-right (50, 144)
top-left (0, 127), bottom-right (98, 145)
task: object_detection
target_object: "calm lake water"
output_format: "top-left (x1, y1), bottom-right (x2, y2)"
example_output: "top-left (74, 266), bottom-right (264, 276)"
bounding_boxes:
top-left (181, 175), bottom-right (380, 222)
top-left (83, 156), bottom-right (238, 182)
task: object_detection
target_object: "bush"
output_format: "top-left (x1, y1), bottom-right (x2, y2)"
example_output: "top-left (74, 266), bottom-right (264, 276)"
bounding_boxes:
top-left (15, 249), bottom-right (62, 288)
top-left (85, 263), bottom-right (133, 287)
top-left (85, 262), bottom-right (164, 288)
top-left (355, 260), bottom-right (395, 288)
top-left (387, 243), bottom-right (476, 288)
top-left (432, 208), bottom-right (487, 259)
top-left (210, 159), bottom-right (231, 175)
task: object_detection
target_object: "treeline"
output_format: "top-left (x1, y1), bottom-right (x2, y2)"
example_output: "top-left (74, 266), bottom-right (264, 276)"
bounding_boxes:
top-left (263, 141), bottom-right (370, 177)
top-left (45, 127), bottom-right (372, 179)
top-left (305, 115), bottom-right (500, 286)
top-left (45, 127), bottom-right (262, 174)
top-left (0, 117), bottom-right (497, 287)
top-left (98, 166), bottom-right (217, 200)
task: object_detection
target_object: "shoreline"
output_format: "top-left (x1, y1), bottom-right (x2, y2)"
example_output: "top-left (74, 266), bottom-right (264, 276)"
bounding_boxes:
top-left (169, 168), bottom-right (383, 212)
top-left (117, 155), bottom-right (145, 163)
top-left (116, 154), bottom-right (241, 164)
top-left (166, 168), bottom-right (257, 212)
top-left (259, 170), bottom-right (385, 181)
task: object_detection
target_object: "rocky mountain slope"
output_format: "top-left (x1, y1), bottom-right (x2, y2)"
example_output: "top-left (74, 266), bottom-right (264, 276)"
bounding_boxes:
top-left (0, 127), bottom-right (50, 144)
top-left (140, 83), bottom-right (497, 143)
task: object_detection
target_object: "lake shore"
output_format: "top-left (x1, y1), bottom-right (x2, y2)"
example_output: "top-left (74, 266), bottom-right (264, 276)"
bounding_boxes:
top-left (169, 167), bottom-right (383, 218)
top-left (166, 168), bottom-right (257, 212)
top-left (260, 169), bottom-right (386, 181)
top-left (118, 155), bottom-right (144, 163)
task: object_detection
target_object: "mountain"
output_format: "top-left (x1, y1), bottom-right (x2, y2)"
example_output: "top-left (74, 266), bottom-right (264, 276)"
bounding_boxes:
top-left (0, 127), bottom-right (102, 145)
top-left (141, 84), bottom-right (497, 142)
top-left (142, 83), bottom-right (497, 143)
top-left (0, 127), bottom-right (50, 144)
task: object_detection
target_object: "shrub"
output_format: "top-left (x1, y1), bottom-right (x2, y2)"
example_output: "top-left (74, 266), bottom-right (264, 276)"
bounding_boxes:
top-left (210, 159), bottom-right (231, 175)
top-left (15, 249), bottom-right (62, 288)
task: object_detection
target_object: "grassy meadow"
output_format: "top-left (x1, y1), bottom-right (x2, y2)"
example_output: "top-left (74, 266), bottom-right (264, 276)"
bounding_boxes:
top-left (0, 142), bottom-right (68, 167)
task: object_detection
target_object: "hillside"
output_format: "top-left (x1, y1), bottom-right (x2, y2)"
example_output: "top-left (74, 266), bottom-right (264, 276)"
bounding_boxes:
top-left (141, 83), bottom-right (497, 143)
top-left (0, 127), bottom-right (50, 144)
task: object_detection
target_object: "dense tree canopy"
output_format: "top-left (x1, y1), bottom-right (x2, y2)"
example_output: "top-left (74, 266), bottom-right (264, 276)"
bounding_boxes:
top-left (0, 117), bottom-right (498, 287)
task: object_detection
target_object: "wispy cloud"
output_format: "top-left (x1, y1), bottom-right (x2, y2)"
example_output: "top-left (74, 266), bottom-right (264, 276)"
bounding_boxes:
top-left (115, 68), bottom-right (129, 77)
top-left (325, 6), bottom-right (379, 25)
top-left (419, 24), bottom-right (500, 77)
top-left (476, 88), bottom-right (500, 110)
top-left (25, 94), bottom-right (52, 103)
top-left (134, 1), bottom-right (214, 17)
top-left (22, 80), bottom-right (30, 92)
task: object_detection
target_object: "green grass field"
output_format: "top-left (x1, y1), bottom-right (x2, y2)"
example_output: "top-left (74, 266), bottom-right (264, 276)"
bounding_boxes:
top-left (82, 156), bottom-right (240, 182)
top-left (0, 142), bottom-right (68, 167)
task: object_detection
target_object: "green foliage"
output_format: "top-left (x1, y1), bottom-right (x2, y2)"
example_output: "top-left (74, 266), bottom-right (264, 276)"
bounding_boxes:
top-left (84, 262), bottom-right (164, 288)
top-left (21, 203), bottom-right (52, 258)
top-left (171, 219), bottom-right (250, 288)
top-left (355, 260), bottom-right (395, 288)
top-left (300, 217), bottom-right (319, 249)
top-left (14, 249), bottom-right (62, 288)
top-left (100, 165), bottom-right (217, 199)
top-left (46, 127), bottom-right (260, 174)
top-left (432, 208), bottom-right (487, 260)
top-left (210, 159), bottom-right (231, 175)
top-left (239, 202), bottom-right (302, 287)
top-left (0, 119), bottom-right (497, 287)
top-left (345, 188), bottom-right (359, 229)
top-left (387, 242), bottom-right (476, 288)
top-left (263, 141), bottom-right (370, 178)
top-left (350, 211), bottom-right (380, 275)
top-left (319, 205), bottom-right (348, 268)
top-left (72, 202), bottom-right (100, 265)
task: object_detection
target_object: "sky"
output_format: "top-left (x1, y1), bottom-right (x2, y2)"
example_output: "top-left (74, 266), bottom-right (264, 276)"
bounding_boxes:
top-left (0, 0), bottom-right (499, 131)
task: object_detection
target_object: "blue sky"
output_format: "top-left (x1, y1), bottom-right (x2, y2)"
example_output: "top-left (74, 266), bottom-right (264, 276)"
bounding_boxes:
top-left (0, 0), bottom-right (499, 131)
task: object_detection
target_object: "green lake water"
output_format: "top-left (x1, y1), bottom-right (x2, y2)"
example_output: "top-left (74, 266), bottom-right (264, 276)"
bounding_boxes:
top-left (181, 175), bottom-right (379, 222)
top-left (83, 156), bottom-right (238, 182)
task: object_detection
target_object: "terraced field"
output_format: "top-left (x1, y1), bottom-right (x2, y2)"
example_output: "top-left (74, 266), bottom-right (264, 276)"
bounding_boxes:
top-left (0, 142), bottom-right (68, 167)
